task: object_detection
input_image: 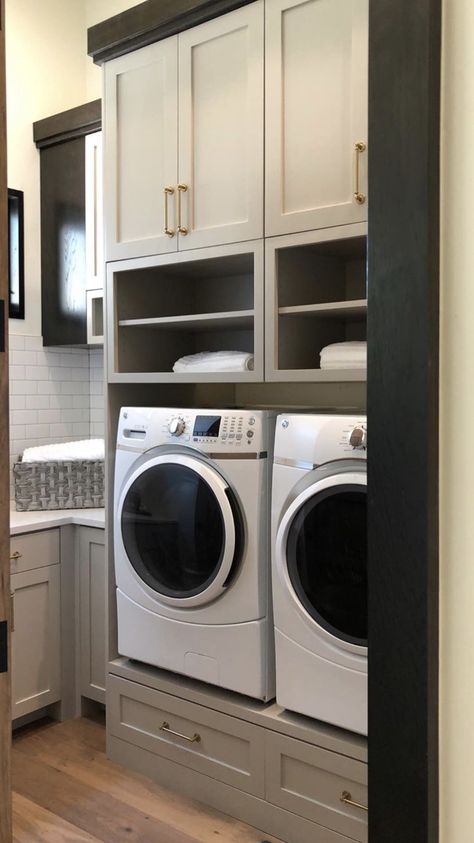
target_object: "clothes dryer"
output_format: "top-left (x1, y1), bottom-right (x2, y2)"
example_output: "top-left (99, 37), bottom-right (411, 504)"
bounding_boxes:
top-left (272, 414), bottom-right (367, 733)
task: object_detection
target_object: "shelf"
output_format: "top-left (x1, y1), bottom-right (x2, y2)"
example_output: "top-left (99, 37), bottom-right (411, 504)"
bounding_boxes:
top-left (118, 309), bottom-right (254, 332)
top-left (278, 300), bottom-right (367, 319)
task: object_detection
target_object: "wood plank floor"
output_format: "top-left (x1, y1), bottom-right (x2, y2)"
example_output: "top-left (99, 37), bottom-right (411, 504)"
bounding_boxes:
top-left (12, 717), bottom-right (284, 843)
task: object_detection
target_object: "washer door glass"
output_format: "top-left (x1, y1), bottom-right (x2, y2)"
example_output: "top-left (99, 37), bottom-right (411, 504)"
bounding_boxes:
top-left (287, 484), bottom-right (367, 645)
top-left (121, 461), bottom-right (233, 600)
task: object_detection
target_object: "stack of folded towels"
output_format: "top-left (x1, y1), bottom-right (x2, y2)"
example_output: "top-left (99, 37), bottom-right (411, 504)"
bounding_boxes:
top-left (319, 341), bottom-right (367, 370)
top-left (173, 351), bottom-right (254, 373)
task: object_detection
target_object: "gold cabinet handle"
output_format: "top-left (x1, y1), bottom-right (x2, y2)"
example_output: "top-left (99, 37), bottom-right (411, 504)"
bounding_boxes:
top-left (354, 141), bottom-right (367, 205)
top-left (10, 551), bottom-right (22, 560)
top-left (10, 591), bottom-right (14, 633)
top-left (340, 790), bottom-right (368, 812)
top-left (163, 186), bottom-right (175, 237)
top-left (160, 721), bottom-right (201, 743)
top-left (177, 183), bottom-right (188, 234)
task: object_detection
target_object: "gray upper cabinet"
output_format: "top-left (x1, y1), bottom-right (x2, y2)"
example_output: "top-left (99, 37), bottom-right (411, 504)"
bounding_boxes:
top-left (265, 0), bottom-right (368, 237)
top-left (104, 2), bottom-right (263, 262)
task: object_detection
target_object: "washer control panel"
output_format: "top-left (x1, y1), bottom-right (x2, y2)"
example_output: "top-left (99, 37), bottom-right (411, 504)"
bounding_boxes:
top-left (118, 408), bottom-right (272, 452)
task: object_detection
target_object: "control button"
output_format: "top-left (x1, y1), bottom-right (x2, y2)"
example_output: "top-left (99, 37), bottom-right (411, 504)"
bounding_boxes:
top-left (236, 434), bottom-right (243, 440)
top-left (228, 433), bottom-right (235, 439)
top-left (168, 416), bottom-right (185, 437)
top-left (247, 430), bottom-right (254, 439)
top-left (248, 417), bottom-right (256, 426)
top-left (221, 434), bottom-right (228, 440)
top-left (349, 426), bottom-right (367, 450)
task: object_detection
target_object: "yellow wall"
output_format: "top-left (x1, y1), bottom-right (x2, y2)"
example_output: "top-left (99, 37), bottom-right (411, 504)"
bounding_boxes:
top-left (439, 0), bottom-right (474, 839)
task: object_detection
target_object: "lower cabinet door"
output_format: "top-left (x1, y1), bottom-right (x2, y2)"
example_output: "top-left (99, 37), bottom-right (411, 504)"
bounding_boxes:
top-left (265, 732), bottom-right (368, 843)
top-left (79, 527), bottom-right (106, 703)
top-left (108, 675), bottom-right (265, 796)
top-left (11, 564), bottom-right (61, 719)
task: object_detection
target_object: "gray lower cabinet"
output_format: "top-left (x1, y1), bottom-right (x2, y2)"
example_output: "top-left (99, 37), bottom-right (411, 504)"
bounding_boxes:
top-left (265, 731), bottom-right (368, 843)
top-left (78, 527), bottom-right (106, 704)
top-left (108, 675), bottom-right (265, 796)
top-left (10, 529), bottom-right (61, 720)
top-left (108, 672), bottom-right (368, 842)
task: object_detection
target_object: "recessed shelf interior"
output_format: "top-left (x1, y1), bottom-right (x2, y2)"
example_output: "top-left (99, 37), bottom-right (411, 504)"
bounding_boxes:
top-left (113, 251), bottom-right (256, 376)
top-left (275, 235), bottom-right (367, 372)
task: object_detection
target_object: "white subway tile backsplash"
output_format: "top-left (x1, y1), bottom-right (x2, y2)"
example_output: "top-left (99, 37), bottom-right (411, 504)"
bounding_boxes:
top-left (8, 335), bottom-right (105, 500)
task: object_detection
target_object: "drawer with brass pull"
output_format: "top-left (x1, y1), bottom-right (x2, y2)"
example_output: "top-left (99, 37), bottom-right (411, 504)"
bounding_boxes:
top-left (265, 731), bottom-right (368, 842)
top-left (108, 675), bottom-right (265, 796)
top-left (10, 529), bottom-right (60, 575)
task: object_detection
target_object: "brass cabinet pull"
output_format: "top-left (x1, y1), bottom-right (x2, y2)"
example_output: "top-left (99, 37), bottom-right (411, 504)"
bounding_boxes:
top-left (340, 790), bottom-right (368, 812)
top-left (10, 551), bottom-right (22, 561)
top-left (353, 141), bottom-right (367, 205)
top-left (160, 720), bottom-right (201, 743)
top-left (163, 186), bottom-right (175, 237)
top-left (10, 591), bottom-right (14, 633)
top-left (177, 183), bottom-right (188, 234)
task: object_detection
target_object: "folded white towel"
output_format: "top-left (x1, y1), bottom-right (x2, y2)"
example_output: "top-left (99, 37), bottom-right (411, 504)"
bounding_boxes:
top-left (21, 439), bottom-right (105, 463)
top-left (320, 341), bottom-right (367, 370)
top-left (173, 351), bottom-right (254, 373)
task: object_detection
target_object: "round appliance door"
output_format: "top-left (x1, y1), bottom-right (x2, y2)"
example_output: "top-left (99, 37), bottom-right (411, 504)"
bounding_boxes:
top-left (118, 453), bottom-right (243, 608)
top-left (276, 464), bottom-right (367, 649)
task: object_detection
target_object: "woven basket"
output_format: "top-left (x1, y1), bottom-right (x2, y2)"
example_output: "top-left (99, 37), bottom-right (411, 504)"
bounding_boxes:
top-left (13, 460), bottom-right (105, 512)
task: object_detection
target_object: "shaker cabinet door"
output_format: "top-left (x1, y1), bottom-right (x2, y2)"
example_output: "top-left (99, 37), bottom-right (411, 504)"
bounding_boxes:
top-left (104, 37), bottom-right (178, 261)
top-left (265, 0), bottom-right (368, 236)
top-left (177, 2), bottom-right (264, 250)
top-left (11, 564), bottom-right (61, 720)
top-left (78, 527), bottom-right (106, 704)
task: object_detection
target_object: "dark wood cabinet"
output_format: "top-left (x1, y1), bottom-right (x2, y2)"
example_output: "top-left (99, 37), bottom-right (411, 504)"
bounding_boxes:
top-left (34, 100), bottom-right (101, 346)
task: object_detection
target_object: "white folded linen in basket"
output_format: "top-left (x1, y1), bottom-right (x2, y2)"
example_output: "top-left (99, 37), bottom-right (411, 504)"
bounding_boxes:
top-left (21, 438), bottom-right (105, 463)
top-left (320, 341), bottom-right (367, 370)
top-left (173, 351), bottom-right (255, 373)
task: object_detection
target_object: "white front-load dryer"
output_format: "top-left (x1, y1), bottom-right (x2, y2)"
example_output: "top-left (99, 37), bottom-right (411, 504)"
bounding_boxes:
top-left (272, 414), bottom-right (367, 734)
top-left (114, 407), bottom-right (276, 700)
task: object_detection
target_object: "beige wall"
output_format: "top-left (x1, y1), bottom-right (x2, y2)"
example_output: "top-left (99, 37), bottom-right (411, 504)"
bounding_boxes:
top-left (6, 0), bottom-right (87, 336)
top-left (439, 0), bottom-right (474, 840)
top-left (85, 0), bottom-right (143, 100)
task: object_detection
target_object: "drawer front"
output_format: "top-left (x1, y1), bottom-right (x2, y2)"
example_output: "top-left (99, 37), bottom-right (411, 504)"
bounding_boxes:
top-left (108, 675), bottom-right (265, 796)
top-left (265, 732), bottom-right (368, 842)
top-left (10, 529), bottom-right (60, 575)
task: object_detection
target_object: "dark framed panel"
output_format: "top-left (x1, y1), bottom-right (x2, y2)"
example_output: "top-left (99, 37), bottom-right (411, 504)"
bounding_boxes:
top-left (367, 1), bottom-right (441, 841)
top-left (7, 188), bottom-right (24, 320)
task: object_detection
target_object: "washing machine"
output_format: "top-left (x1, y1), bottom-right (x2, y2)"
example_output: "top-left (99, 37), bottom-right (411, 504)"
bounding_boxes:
top-left (272, 414), bottom-right (367, 734)
top-left (114, 407), bottom-right (276, 701)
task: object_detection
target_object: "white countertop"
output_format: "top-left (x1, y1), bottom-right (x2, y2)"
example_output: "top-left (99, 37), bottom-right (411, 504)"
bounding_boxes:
top-left (10, 507), bottom-right (105, 535)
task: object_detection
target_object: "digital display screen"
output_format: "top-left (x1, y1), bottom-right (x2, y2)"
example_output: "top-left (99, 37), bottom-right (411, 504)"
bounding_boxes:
top-left (193, 415), bottom-right (221, 437)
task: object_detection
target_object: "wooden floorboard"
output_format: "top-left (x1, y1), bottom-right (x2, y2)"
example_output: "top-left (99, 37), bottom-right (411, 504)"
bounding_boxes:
top-left (12, 717), bottom-right (282, 843)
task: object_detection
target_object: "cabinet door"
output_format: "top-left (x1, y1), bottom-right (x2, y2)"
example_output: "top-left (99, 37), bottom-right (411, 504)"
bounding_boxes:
top-left (11, 564), bottom-right (61, 720)
top-left (104, 38), bottom-right (178, 261)
top-left (178, 2), bottom-right (264, 250)
top-left (85, 131), bottom-right (104, 290)
top-left (78, 527), bottom-right (106, 704)
top-left (266, 0), bottom-right (368, 236)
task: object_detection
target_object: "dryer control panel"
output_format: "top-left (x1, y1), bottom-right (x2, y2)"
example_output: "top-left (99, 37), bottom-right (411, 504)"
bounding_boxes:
top-left (274, 414), bottom-right (367, 467)
top-left (117, 408), bottom-right (275, 453)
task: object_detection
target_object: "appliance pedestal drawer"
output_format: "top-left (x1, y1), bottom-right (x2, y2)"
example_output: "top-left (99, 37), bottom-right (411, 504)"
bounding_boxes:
top-left (265, 731), bottom-right (368, 842)
top-left (108, 675), bottom-right (265, 796)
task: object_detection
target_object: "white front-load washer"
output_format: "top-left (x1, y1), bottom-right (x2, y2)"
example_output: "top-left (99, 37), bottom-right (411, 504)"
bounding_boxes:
top-left (272, 414), bottom-right (367, 734)
top-left (114, 407), bottom-right (276, 701)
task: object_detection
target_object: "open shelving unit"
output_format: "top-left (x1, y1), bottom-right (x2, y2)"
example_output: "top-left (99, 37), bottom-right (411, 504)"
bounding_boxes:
top-left (266, 223), bottom-right (368, 382)
top-left (107, 241), bottom-right (263, 382)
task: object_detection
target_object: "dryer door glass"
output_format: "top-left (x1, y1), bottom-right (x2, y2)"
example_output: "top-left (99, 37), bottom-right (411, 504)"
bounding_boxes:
top-left (287, 485), bottom-right (367, 645)
top-left (122, 462), bottom-right (234, 599)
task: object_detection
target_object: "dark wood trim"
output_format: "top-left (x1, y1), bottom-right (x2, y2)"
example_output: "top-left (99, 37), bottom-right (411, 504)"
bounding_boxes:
top-left (88, 0), bottom-right (253, 65)
top-left (33, 100), bottom-right (101, 149)
top-left (367, 1), bottom-right (441, 841)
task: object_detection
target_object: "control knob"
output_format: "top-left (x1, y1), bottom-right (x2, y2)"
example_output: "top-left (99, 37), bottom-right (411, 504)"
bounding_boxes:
top-left (168, 417), bottom-right (185, 437)
top-left (349, 426), bottom-right (367, 450)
